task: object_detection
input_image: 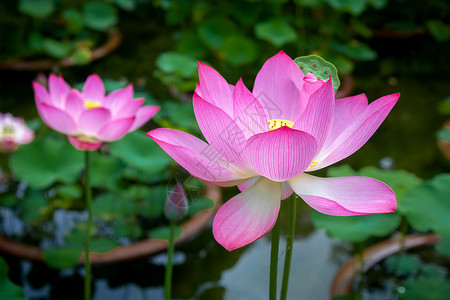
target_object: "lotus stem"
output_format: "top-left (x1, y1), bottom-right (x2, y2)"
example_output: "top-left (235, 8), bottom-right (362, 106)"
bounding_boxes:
top-left (84, 151), bottom-right (92, 300)
top-left (270, 217), bottom-right (280, 300)
top-left (280, 194), bottom-right (297, 300)
top-left (165, 221), bottom-right (176, 300)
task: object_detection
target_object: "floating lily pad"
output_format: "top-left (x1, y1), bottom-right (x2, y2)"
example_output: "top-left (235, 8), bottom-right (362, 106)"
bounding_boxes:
top-left (198, 17), bottom-right (238, 49)
top-left (90, 152), bottom-right (125, 190)
top-left (255, 19), bottom-right (297, 47)
top-left (385, 254), bottom-right (422, 276)
top-left (148, 225), bottom-right (182, 241)
top-left (18, 0), bottom-right (55, 19)
top-left (312, 212), bottom-right (400, 242)
top-left (156, 51), bottom-right (199, 78)
top-left (19, 191), bottom-right (49, 223)
top-left (398, 276), bottom-right (450, 300)
top-left (187, 196), bottom-right (215, 217)
top-left (0, 257), bottom-right (27, 300)
top-left (113, 219), bottom-right (142, 239)
top-left (91, 237), bottom-right (119, 253)
top-left (10, 136), bottom-right (84, 189)
top-left (109, 131), bottom-right (172, 175)
top-left (294, 54), bottom-right (340, 91)
top-left (83, 1), bottom-right (118, 31)
top-left (222, 35), bottom-right (258, 66)
top-left (312, 166), bottom-right (421, 242)
top-left (43, 247), bottom-right (82, 269)
top-left (398, 174), bottom-right (450, 239)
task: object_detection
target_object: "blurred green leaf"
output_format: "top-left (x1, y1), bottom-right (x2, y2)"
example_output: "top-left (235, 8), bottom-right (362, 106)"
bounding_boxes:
top-left (90, 152), bottom-right (124, 190)
top-left (398, 174), bottom-right (450, 238)
top-left (156, 51), bottom-right (198, 78)
top-left (109, 131), bottom-right (172, 175)
top-left (222, 35), bottom-right (258, 66)
top-left (333, 41), bottom-right (377, 61)
top-left (70, 48), bottom-right (91, 65)
top-left (350, 19), bottom-right (372, 38)
top-left (123, 185), bottom-right (166, 219)
top-left (114, 0), bottom-right (136, 11)
top-left (399, 277), bottom-right (450, 300)
top-left (437, 128), bottom-right (450, 142)
top-left (198, 17), bottom-right (238, 49)
top-left (83, 1), bottom-right (118, 31)
top-left (148, 225), bottom-right (182, 240)
top-left (19, 191), bottom-right (48, 223)
top-left (426, 20), bottom-right (450, 42)
top-left (0, 194), bottom-right (18, 207)
top-left (10, 136), bottom-right (84, 189)
top-left (312, 211), bottom-right (400, 242)
top-left (438, 96), bottom-right (450, 115)
top-left (176, 33), bottom-right (208, 58)
top-left (43, 247), bottom-right (82, 269)
top-left (90, 237), bottom-right (119, 253)
top-left (0, 257), bottom-right (27, 300)
top-left (324, 0), bottom-right (368, 15)
top-left (42, 38), bottom-right (71, 58)
top-left (63, 9), bottom-right (84, 34)
top-left (187, 196), bottom-right (215, 217)
top-left (113, 219), bottom-right (142, 238)
top-left (18, 0), bottom-right (55, 19)
top-left (255, 19), bottom-right (297, 47)
top-left (93, 193), bottom-right (128, 220)
top-left (164, 101), bottom-right (200, 132)
top-left (435, 239), bottom-right (450, 257)
top-left (55, 184), bottom-right (82, 199)
top-left (385, 254), bottom-right (422, 276)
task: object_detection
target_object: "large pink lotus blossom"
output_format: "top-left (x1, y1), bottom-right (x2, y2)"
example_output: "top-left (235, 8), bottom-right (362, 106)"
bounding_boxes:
top-left (147, 51), bottom-right (399, 251)
top-left (33, 74), bottom-right (159, 151)
top-left (0, 113), bottom-right (34, 152)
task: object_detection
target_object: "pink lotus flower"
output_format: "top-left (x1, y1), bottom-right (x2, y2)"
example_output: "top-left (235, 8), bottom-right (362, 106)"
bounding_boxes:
top-left (0, 113), bottom-right (34, 152)
top-left (147, 51), bottom-right (399, 251)
top-left (33, 74), bottom-right (159, 150)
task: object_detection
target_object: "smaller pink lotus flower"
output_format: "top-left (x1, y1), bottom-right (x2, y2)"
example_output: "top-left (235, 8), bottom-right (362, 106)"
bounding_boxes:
top-left (0, 113), bottom-right (34, 152)
top-left (33, 74), bottom-right (159, 150)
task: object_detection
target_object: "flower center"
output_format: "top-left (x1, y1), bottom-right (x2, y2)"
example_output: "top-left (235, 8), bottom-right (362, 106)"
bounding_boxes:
top-left (84, 100), bottom-right (101, 109)
top-left (268, 119), bottom-right (294, 131)
top-left (309, 161), bottom-right (318, 168)
top-left (1, 126), bottom-right (15, 138)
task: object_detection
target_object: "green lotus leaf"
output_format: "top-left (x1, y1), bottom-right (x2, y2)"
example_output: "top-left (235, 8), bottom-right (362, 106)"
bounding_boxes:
top-left (43, 247), bottom-right (82, 269)
top-left (255, 19), bottom-right (297, 47)
top-left (398, 174), bottom-right (450, 239)
top-left (10, 135), bottom-right (84, 189)
top-left (399, 276), bottom-right (450, 300)
top-left (109, 131), bottom-right (172, 175)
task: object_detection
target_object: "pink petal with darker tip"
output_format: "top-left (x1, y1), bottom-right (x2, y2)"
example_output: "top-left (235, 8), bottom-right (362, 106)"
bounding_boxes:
top-left (48, 74), bottom-right (71, 108)
top-left (233, 79), bottom-right (268, 139)
top-left (253, 51), bottom-right (305, 121)
top-left (193, 92), bottom-right (254, 174)
top-left (104, 84), bottom-right (134, 113)
top-left (213, 177), bottom-right (281, 251)
top-left (310, 93), bottom-right (399, 171)
top-left (244, 127), bottom-right (318, 182)
top-left (294, 79), bottom-right (335, 153)
top-left (197, 62), bottom-right (234, 117)
top-left (147, 128), bottom-right (247, 186)
top-left (32, 82), bottom-right (51, 104)
top-left (82, 74), bottom-right (105, 102)
top-left (64, 90), bottom-right (85, 121)
top-left (288, 173), bottom-right (396, 216)
top-left (38, 102), bottom-right (78, 135)
top-left (97, 117), bottom-right (135, 141)
top-left (129, 105), bottom-right (160, 131)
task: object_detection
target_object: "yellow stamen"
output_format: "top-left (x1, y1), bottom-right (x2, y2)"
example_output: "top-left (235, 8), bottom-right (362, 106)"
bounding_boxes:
top-left (309, 161), bottom-right (318, 168)
top-left (268, 119), bottom-right (294, 131)
top-left (84, 100), bottom-right (101, 109)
